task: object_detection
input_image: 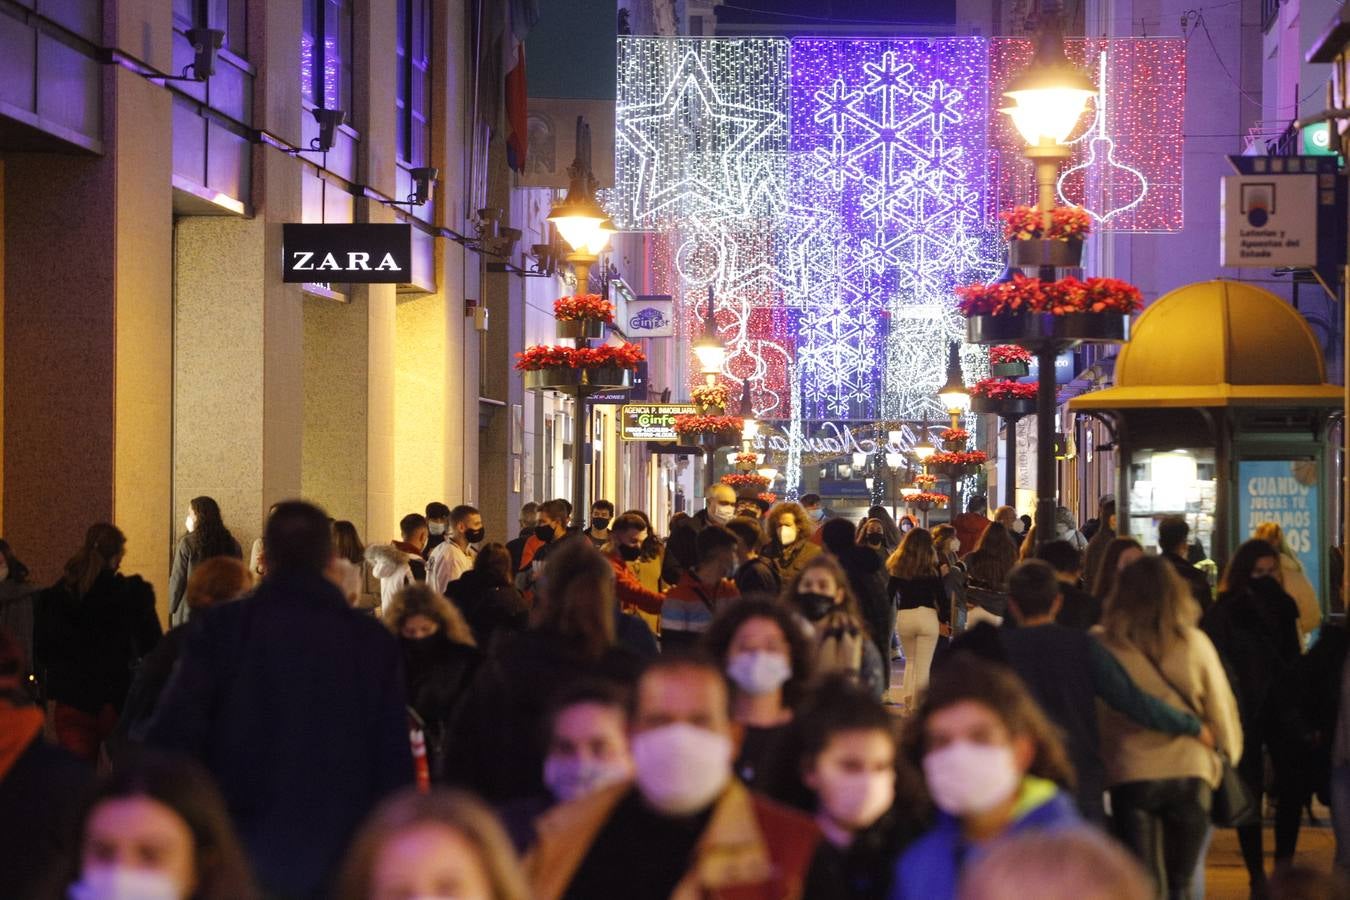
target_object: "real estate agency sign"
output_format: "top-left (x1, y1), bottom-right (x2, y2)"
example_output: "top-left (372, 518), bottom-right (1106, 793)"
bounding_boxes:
top-left (283, 224), bottom-right (412, 282)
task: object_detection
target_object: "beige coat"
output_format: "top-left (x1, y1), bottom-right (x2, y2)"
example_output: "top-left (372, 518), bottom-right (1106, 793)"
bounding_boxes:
top-left (1277, 551), bottom-right (1322, 643)
top-left (1094, 626), bottom-right (1244, 789)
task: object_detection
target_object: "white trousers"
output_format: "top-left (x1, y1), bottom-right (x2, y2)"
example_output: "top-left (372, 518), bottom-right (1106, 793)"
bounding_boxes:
top-left (896, 606), bottom-right (941, 705)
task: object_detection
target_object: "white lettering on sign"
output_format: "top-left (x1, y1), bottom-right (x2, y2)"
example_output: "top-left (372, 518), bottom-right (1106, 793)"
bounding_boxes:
top-left (753, 421), bottom-right (922, 457)
top-left (290, 251), bottom-right (403, 272)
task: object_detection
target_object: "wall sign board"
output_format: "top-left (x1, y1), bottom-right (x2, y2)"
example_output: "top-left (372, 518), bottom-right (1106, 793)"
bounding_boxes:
top-left (283, 224), bottom-right (413, 283)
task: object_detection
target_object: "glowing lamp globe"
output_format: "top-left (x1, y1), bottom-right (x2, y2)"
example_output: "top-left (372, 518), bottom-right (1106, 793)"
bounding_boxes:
top-left (900, 485), bottom-right (921, 499)
top-left (938, 342), bottom-right (970, 415)
top-left (758, 467), bottom-right (779, 483)
top-left (1000, 26), bottom-right (1095, 147)
top-left (885, 452), bottom-right (904, 469)
top-left (547, 187), bottom-right (611, 253)
top-left (913, 436), bottom-right (937, 462)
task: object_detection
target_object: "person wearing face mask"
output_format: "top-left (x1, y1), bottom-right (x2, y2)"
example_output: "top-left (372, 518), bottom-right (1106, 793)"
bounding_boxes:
top-left (338, 788), bottom-right (531, 900)
top-left (599, 514), bottom-right (667, 631)
top-left (515, 499), bottom-right (572, 599)
top-left (886, 528), bottom-right (950, 710)
top-left (586, 500), bottom-right (616, 548)
top-left (446, 543), bottom-right (528, 648)
top-left (384, 584), bottom-right (480, 782)
top-left (892, 655), bottom-right (1080, 900)
top-left (618, 509), bottom-right (668, 631)
top-left (931, 523), bottom-right (967, 626)
top-left (795, 677), bottom-right (926, 900)
top-left (423, 502), bottom-right (452, 559)
top-left (823, 518), bottom-right (892, 688)
top-left (59, 752), bottom-right (259, 900)
top-left (660, 525), bottom-right (741, 653)
top-left (788, 555), bottom-right (887, 699)
top-left (365, 513), bottom-right (430, 614)
top-left (528, 656), bottom-right (828, 899)
top-left (506, 502), bottom-right (539, 573)
top-left (800, 494), bottom-right (833, 546)
top-left (703, 599), bottom-right (814, 788)
top-left (765, 502), bottom-right (823, 586)
top-left (694, 484), bottom-right (739, 531)
top-left (428, 504), bottom-right (486, 595)
top-left (1202, 539), bottom-right (1303, 895)
top-left (168, 496), bottom-right (243, 627)
top-left (726, 516), bottom-right (782, 597)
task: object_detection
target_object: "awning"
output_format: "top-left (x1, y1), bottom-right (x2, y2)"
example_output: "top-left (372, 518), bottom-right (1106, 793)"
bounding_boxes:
top-left (1069, 383), bottom-right (1345, 410)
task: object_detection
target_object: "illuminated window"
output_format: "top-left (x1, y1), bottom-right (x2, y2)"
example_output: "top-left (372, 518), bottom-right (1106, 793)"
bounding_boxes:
top-left (302, 0), bottom-right (354, 113)
top-left (397, 0), bottom-right (433, 165)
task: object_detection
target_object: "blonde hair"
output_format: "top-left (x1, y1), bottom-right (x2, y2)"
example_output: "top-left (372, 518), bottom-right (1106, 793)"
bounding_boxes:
top-left (1099, 555), bottom-right (1196, 659)
top-left (384, 583), bottom-right (476, 647)
top-left (335, 788), bottom-right (529, 900)
top-left (957, 827), bottom-right (1152, 900)
top-left (1253, 522), bottom-right (1288, 556)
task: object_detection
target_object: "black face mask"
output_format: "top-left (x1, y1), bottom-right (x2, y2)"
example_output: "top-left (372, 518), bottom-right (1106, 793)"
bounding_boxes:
top-left (535, 524), bottom-right (557, 543)
top-left (592, 518), bottom-right (611, 532)
top-left (399, 634), bottom-right (443, 668)
top-left (464, 527), bottom-right (485, 544)
top-left (864, 533), bottom-right (884, 547)
top-left (618, 544), bottom-right (641, 562)
top-left (798, 591), bottom-right (836, 622)
top-left (1251, 574), bottom-right (1282, 595)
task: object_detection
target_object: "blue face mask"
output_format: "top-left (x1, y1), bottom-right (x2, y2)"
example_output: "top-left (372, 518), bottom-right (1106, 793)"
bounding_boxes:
top-left (809, 508), bottom-right (825, 522)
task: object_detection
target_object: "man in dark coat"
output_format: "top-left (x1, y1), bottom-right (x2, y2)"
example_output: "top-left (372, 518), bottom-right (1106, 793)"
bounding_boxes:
top-left (147, 501), bottom-right (413, 899)
top-left (1158, 515), bottom-right (1213, 614)
top-left (1035, 539), bottom-right (1102, 630)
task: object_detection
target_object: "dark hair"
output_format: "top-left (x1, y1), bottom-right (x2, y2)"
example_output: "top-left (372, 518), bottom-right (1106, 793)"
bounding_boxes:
top-left (1157, 515), bottom-right (1190, 554)
top-left (668, 511), bottom-right (691, 532)
top-left (63, 523), bottom-right (126, 598)
top-left (866, 506), bottom-right (903, 548)
top-left (425, 502), bottom-right (450, 520)
top-left (968, 495), bottom-right (988, 513)
top-left (1008, 560), bottom-right (1061, 619)
top-left (965, 523), bottom-right (1018, 588)
top-left (800, 493), bottom-right (822, 507)
top-left (332, 521), bottom-right (365, 565)
top-left (695, 523), bottom-right (738, 562)
top-left (903, 654), bottom-right (1075, 790)
top-left (187, 497), bottom-right (238, 560)
top-left (701, 598), bottom-right (815, 708)
top-left (0, 539), bottom-right (29, 583)
top-left (796, 674), bottom-right (896, 766)
top-left (754, 497), bottom-right (772, 514)
top-left (1091, 537), bottom-right (1143, 599)
top-left (665, 521), bottom-right (699, 572)
top-left (534, 538), bottom-right (616, 661)
top-left (472, 542), bottom-right (513, 587)
top-left (619, 509), bottom-right (663, 560)
top-left (264, 501), bottom-right (333, 574)
top-left (1221, 538), bottom-right (1280, 595)
top-left (399, 513), bottom-right (428, 540)
top-left (611, 512), bottom-right (647, 535)
top-left (820, 517), bottom-right (857, 555)
top-left (726, 516), bottom-right (765, 554)
top-left (546, 678), bottom-right (631, 739)
top-left (63, 752), bottom-right (259, 900)
top-left (520, 501), bottom-right (539, 516)
top-left (1035, 539), bottom-right (1082, 575)
top-left (783, 554), bottom-right (864, 620)
top-left (538, 499), bottom-right (571, 524)
top-left (591, 500), bottom-right (615, 516)
top-left (450, 505), bottom-right (479, 527)
top-left (1100, 497), bottom-right (1117, 516)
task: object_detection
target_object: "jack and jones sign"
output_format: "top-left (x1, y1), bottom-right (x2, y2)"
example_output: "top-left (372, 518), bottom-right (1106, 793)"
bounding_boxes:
top-left (282, 224), bottom-right (412, 283)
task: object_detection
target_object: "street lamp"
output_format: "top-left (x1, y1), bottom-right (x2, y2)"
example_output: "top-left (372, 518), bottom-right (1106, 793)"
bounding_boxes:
top-left (547, 118), bottom-right (616, 292)
top-left (912, 423), bottom-right (936, 463)
top-left (692, 286), bottom-right (727, 386)
top-left (1001, 0), bottom-right (1093, 546)
top-left (758, 466), bottom-right (779, 483)
top-left (739, 382), bottom-right (758, 440)
top-left (938, 342), bottom-right (970, 423)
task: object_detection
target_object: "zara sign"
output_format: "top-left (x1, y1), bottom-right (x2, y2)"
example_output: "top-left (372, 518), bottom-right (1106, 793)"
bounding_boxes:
top-left (282, 224), bottom-right (412, 283)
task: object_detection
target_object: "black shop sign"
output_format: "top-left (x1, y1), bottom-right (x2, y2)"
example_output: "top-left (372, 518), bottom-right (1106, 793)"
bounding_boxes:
top-left (283, 224), bottom-right (412, 283)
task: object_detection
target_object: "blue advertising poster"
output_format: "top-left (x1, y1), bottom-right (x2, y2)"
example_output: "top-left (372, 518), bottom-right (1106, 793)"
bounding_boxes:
top-left (1236, 459), bottom-right (1321, 601)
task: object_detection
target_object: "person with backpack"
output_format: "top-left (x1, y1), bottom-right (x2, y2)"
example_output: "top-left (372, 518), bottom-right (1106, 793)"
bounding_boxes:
top-left (784, 555), bottom-right (885, 699)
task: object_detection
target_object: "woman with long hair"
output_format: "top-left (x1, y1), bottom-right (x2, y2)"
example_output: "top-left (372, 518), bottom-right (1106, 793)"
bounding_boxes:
top-left (866, 506), bottom-right (904, 554)
top-left (764, 502), bottom-right (823, 585)
top-left (887, 528), bottom-right (947, 710)
top-left (169, 497), bottom-right (242, 626)
top-left (783, 554), bottom-right (886, 698)
top-left (963, 522), bottom-right (1019, 627)
top-left (337, 788), bottom-right (530, 900)
top-left (896, 654), bottom-right (1079, 898)
top-left (1090, 537), bottom-right (1144, 601)
top-left (448, 542), bottom-right (528, 648)
top-left (1253, 521), bottom-right (1321, 643)
top-left (1095, 556), bottom-right (1242, 899)
top-left (56, 751), bottom-right (259, 899)
top-left (1202, 538), bottom-right (1304, 894)
top-left (38, 524), bottom-right (161, 762)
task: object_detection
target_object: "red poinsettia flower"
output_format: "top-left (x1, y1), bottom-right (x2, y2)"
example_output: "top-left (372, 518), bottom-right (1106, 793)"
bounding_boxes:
top-left (926, 450), bottom-right (989, 467)
top-left (514, 342), bottom-right (646, 371)
top-left (999, 205), bottom-right (1092, 241)
top-left (970, 378), bottom-right (1039, 400)
top-left (908, 492), bottom-right (950, 506)
top-left (721, 473), bottom-right (770, 489)
top-left (553, 293), bottom-right (616, 323)
top-left (672, 414), bottom-right (743, 435)
top-left (955, 273), bottom-right (1143, 317)
top-left (989, 345), bottom-right (1032, 365)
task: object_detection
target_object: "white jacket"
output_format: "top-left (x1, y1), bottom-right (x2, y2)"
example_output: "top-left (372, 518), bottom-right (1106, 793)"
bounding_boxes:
top-left (365, 543), bottom-right (416, 614)
top-left (428, 539), bottom-right (476, 595)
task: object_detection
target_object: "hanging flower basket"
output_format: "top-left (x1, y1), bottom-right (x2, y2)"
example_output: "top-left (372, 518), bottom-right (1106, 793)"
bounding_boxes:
top-left (523, 366), bottom-right (634, 393)
top-left (1000, 205), bottom-right (1092, 242)
top-left (674, 414), bottom-right (742, 450)
top-left (556, 318), bottom-right (606, 340)
top-left (906, 492), bottom-right (950, 511)
top-left (1010, 238), bottom-right (1083, 269)
top-left (966, 312), bottom-right (1131, 348)
top-left (722, 473), bottom-right (770, 491)
top-left (733, 451), bottom-right (761, 472)
top-left (990, 361), bottom-right (1031, 378)
top-left (989, 345), bottom-right (1032, 378)
top-left (553, 294), bottom-right (616, 323)
top-left (925, 450), bottom-right (987, 480)
top-left (691, 383), bottom-right (730, 415)
top-left (971, 396), bottom-right (1038, 418)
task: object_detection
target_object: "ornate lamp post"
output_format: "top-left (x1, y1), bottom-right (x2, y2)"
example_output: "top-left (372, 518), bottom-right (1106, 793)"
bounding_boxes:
top-left (938, 342), bottom-right (970, 428)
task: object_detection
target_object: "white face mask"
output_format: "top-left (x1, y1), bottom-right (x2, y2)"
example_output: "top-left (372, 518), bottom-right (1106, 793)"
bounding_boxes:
top-left (1011, 519), bottom-right (1026, 535)
top-left (632, 722), bottom-right (733, 816)
top-left (68, 866), bottom-right (182, 900)
top-left (819, 770), bottom-right (896, 831)
top-left (726, 651), bottom-right (792, 696)
top-left (945, 538), bottom-right (960, 554)
top-left (709, 503), bottom-right (735, 525)
top-left (778, 523), bottom-right (798, 546)
top-left (543, 755), bottom-right (632, 803)
top-left (922, 740), bottom-right (1021, 817)
top-left (184, 515), bottom-right (195, 533)
top-left (428, 522), bottom-right (447, 536)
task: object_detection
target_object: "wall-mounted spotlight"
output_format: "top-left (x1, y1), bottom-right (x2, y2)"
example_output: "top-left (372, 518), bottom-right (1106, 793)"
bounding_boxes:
top-left (312, 107), bottom-right (347, 152)
top-left (407, 166), bottom-right (438, 205)
top-left (162, 28), bottom-right (224, 82)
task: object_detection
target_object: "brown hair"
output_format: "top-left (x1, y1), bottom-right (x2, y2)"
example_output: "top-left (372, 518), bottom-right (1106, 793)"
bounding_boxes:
top-left (533, 538), bottom-right (616, 661)
top-left (701, 598), bottom-right (816, 708)
top-left (957, 827), bottom-right (1152, 900)
top-left (1220, 538), bottom-right (1280, 595)
top-left (964, 523), bottom-right (1018, 589)
top-left (63, 523), bottom-right (126, 599)
top-left (767, 502), bottom-right (811, 540)
top-left (903, 654), bottom-right (1075, 790)
top-left (1019, 525), bottom-right (1039, 561)
top-left (384, 583), bottom-right (476, 647)
top-left (185, 557), bottom-right (252, 611)
top-left (886, 527), bottom-right (938, 578)
top-left (332, 520), bottom-right (365, 565)
top-left (1100, 555), bottom-right (1197, 659)
top-left (1090, 537), bottom-right (1144, 599)
top-left (336, 788), bottom-right (530, 900)
top-left (783, 553), bottom-right (864, 620)
top-left (472, 542), bottom-right (514, 587)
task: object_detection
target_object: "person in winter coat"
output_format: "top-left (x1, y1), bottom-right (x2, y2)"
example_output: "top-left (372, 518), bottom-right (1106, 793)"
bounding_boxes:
top-left (887, 528), bottom-right (949, 709)
top-left (660, 525), bottom-right (740, 653)
top-left (384, 583), bottom-right (480, 782)
top-left (727, 516), bottom-right (781, 597)
top-left (1053, 506), bottom-right (1088, 551)
top-left (145, 501), bottom-right (413, 899)
top-left (1082, 497), bottom-right (1118, 593)
top-left (893, 655), bottom-right (1080, 900)
top-left (446, 539), bottom-right (642, 805)
top-left (1255, 521), bottom-right (1322, 644)
top-left (366, 513), bottom-right (430, 614)
top-left (1294, 619), bottom-right (1350, 871)
top-left (36, 523), bottom-right (161, 762)
top-left (446, 542), bottom-right (528, 649)
top-left (1158, 516), bottom-right (1213, 617)
top-left (168, 496), bottom-right (243, 626)
top-left (962, 523), bottom-right (1019, 627)
top-left (765, 502), bottom-right (823, 586)
top-left (785, 554), bottom-right (886, 699)
top-left (866, 506), bottom-right (904, 555)
top-left (951, 495), bottom-right (990, 557)
top-left (823, 517), bottom-right (893, 685)
top-left (1202, 538), bottom-right (1305, 895)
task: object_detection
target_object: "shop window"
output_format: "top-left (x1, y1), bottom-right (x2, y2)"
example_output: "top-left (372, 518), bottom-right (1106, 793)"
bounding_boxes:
top-left (1128, 449), bottom-right (1217, 560)
top-left (396, 0), bottom-right (433, 166)
top-left (302, 0), bottom-right (354, 114)
top-left (174, 0), bottom-right (247, 59)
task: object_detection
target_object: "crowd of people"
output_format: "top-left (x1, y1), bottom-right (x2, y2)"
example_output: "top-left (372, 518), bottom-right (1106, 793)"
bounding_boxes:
top-left (0, 487), bottom-right (1346, 899)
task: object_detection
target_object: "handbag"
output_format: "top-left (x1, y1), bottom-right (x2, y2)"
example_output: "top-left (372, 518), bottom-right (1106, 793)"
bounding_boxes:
top-left (1139, 649), bottom-right (1258, 828)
